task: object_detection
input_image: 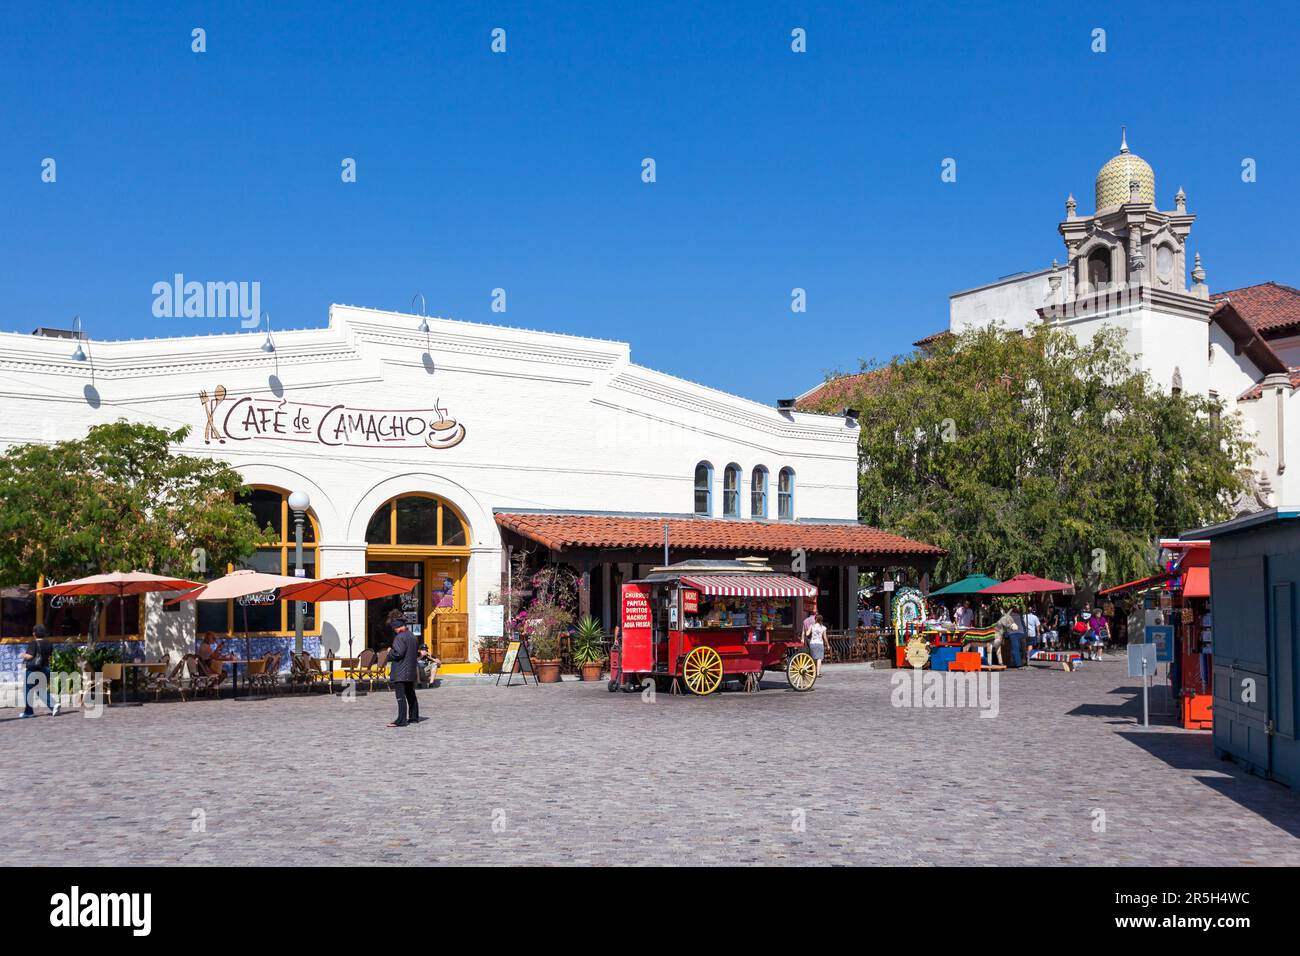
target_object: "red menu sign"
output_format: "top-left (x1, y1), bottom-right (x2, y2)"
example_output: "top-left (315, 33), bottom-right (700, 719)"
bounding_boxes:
top-left (620, 584), bottom-right (654, 672)
top-left (682, 589), bottom-right (699, 614)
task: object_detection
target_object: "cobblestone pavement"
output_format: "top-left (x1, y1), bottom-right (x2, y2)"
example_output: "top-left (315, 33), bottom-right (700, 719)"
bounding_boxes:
top-left (3, 661), bottom-right (1298, 865)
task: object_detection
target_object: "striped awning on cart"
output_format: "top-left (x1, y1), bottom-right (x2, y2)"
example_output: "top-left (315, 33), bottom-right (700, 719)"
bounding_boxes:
top-left (678, 574), bottom-right (817, 598)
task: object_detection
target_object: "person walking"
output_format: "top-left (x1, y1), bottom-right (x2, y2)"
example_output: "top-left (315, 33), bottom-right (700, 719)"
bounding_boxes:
top-left (807, 614), bottom-right (828, 679)
top-left (21, 624), bottom-right (58, 718)
top-left (1026, 605), bottom-right (1042, 657)
top-left (386, 621), bottom-right (421, 728)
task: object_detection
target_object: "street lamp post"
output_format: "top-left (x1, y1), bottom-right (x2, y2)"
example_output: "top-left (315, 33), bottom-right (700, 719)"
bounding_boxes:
top-left (288, 490), bottom-right (311, 653)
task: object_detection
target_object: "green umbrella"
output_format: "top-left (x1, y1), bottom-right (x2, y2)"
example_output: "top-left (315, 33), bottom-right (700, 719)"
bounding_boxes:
top-left (927, 574), bottom-right (1002, 597)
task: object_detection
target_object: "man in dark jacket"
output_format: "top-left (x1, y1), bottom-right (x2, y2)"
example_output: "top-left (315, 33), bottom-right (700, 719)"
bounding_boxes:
top-left (21, 624), bottom-right (57, 717)
top-left (386, 622), bottom-right (420, 727)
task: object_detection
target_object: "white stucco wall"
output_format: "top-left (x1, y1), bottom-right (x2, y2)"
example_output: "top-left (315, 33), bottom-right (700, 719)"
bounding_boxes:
top-left (949, 269), bottom-right (1056, 334)
top-left (0, 305), bottom-right (859, 658)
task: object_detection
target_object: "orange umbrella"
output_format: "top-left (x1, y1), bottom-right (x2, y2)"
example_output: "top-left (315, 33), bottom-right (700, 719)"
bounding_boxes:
top-left (38, 571), bottom-right (204, 639)
top-left (166, 568), bottom-right (317, 664)
top-left (280, 572), bottom-right (420, 656)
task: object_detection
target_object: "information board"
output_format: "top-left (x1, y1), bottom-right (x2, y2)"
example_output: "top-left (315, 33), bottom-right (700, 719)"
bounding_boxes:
top-left (1128, 643), bottom-right (1158, 678)
top-left (1144, 625), bottom-right (1175, 663)
top-left (620, 584), bottom-right (654, 673)
top-left (476, 605), bottom-right (504, 637)
top-left (496, 639), bottom-right (534, 687)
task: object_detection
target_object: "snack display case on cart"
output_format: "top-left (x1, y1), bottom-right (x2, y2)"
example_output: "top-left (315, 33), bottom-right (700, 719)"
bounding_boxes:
top-left (611, 560), bottom-right (819, 696)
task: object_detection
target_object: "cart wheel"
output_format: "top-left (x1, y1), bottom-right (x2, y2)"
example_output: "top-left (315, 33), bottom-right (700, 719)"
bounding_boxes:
top-left (607, 679), bottom-right (619, 693)
top-left (682, 646), bottom-right (724, 696)
top-left (787, 652), bottom-right (817, 692)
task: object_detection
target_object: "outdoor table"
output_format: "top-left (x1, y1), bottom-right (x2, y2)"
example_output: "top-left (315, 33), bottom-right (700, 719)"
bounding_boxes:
top-left (114, 662), bottom-right (153, 707)
top-left (220, 659), bottom-right (257, 699)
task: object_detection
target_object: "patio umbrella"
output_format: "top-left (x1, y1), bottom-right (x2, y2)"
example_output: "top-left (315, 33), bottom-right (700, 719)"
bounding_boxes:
top-left (280, 572), bottom-right (420, 657)
top-left (928, 574), bottom-right (1002, 597)
top-left (167, 568), bottom-right (313, 663)
top-left (38, 571), bottom-right (204, 640)
top-left (977, 573), bottom-right (1073, 596)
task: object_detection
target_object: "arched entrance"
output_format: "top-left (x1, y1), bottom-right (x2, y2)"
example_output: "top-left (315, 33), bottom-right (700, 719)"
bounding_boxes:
top-left (363, 493), bottom-right (472, 661)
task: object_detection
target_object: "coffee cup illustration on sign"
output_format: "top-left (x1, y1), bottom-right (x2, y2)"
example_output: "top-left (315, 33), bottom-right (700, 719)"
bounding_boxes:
top-left (426, 397), bottom-right (466, 449)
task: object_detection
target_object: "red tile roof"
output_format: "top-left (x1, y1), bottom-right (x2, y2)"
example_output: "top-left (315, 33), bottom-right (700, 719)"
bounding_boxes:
top-left (796, 367), bottom-right (892, 411)
top-left (913, 329), bottom-right (953, 348)
top-left (494, 512), bottom-right (944, 559)
top-left (1238, 368), bottom-right (1300, 402)
top-left (1212, 282), bottom-right (1300, 337)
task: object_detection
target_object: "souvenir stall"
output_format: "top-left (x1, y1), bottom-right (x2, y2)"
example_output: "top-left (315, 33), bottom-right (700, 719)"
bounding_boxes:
top-left (891, 586), bottom-right (929, 667)
top-left (1098, 539), bottom-right (1211, 729)
top-left (1164, 539), bottom-right (1213, 729)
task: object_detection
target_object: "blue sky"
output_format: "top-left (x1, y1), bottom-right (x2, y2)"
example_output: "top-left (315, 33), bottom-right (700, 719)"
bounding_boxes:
top-left (2, 0), bottom-right (1296, 403)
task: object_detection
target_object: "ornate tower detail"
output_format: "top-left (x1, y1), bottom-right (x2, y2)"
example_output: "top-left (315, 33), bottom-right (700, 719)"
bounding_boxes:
top-left (1191, 252), bottom-right (1209, 300)
top-left (1058, 131), bottom-right (1196, 302)
top-left (1128, 225), bottom-right (1146, 283)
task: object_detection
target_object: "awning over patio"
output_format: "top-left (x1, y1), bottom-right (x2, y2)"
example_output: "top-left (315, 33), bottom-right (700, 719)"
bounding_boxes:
top-left (1098, 571), bottom-right (1175, 596)
top-left (493, 511), bottom-right (943, 563)
top-left (679, 574), bottom-right (817, 598)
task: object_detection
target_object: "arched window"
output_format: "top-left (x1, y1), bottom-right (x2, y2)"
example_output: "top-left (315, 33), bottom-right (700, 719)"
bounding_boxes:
top-left (197, 486), bottom-right (321, 636)
top-left (365, 494), bottom-right (468, 547)
top-left (693, 462), bottom-right (713, 515)
top-left (778, 468), bottom-right (795, 520)
top-left (751, 466), bottom-right (769, 518)
top-left (1086, 248), bottom-right (1111, 289)
top-left (722, 464), bottom-right (741, 517)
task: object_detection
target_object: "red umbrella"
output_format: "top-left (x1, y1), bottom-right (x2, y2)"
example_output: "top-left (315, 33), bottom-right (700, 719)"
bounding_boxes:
top-left (280, 572), bottom-right (420, 656)
top-left (977, 573), bottom-right (1073, 595)
top-left (38, 571), bottom-right (204, 639)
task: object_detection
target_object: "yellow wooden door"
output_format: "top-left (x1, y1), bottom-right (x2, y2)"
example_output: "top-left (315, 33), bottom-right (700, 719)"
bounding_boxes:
top-left (429, 557), bottom-right (468, 662)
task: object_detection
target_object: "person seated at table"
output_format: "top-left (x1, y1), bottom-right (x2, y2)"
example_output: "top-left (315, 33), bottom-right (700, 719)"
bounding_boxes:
top-left (196, 632), bottom-right (231, 674)
top-left (417, 645), bottom-right (441, 687)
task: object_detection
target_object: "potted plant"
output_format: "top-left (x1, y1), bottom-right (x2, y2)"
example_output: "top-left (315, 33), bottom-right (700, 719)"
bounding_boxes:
top-left (572, 614), bottom-right (606, 681)
top-left (477, 636), bottom-right (504, 672)
top-left (529, 632), bottom-right (563, 683)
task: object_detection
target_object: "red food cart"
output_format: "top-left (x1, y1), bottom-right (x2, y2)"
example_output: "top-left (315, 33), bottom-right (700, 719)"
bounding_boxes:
top-left (610, 560), bottom-right (819, 696)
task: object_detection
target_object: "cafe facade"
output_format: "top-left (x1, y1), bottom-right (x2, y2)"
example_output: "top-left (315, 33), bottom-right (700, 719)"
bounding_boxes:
top-left (0, 304), bottom-right (941, 673)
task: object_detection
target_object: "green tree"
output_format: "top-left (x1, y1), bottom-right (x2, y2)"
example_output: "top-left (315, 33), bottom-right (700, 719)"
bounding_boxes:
top-left (810, 325), bottom-right (1253, 597)
top-left (0, 420), bottom-right (265, 643)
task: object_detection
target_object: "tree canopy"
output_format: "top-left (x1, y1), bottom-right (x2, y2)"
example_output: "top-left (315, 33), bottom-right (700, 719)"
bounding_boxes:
top-left (807, 325), bottom-right (1254, 595)
top-left (0, 421), bottom-right (265, 635)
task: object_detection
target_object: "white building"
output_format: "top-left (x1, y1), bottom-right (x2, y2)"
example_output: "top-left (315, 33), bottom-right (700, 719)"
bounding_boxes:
top-left (807, 132), bottom-right (1298, 514)
top-left (0, 305), bottom-right (940, 671)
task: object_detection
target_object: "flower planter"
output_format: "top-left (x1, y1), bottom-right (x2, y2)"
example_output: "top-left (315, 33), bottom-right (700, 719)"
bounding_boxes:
top-left (480, 647), bottom-right (504, 672)
top-left (580, 661), bottom-right (603, 682)
top-left (535, 659), bottom-right (562, 683)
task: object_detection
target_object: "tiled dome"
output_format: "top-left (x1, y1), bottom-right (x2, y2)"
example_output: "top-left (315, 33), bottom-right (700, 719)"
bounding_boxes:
top-left (1096, 131), bottom-right (1155, 209)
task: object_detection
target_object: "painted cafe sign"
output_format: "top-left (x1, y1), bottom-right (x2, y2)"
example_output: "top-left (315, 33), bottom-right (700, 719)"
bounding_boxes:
top-left (198, 385), bottom-right (466, 450)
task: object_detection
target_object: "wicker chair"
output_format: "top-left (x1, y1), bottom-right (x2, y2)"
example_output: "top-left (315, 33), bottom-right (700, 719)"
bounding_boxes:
top-left (254, 653), bottom-right (281, 694)
top-left (287, 652), bottom-right (315, 692)
top-left (184, 653), bottom-right (225, 698)
top-left (143, 659), bottom-right (187, 702)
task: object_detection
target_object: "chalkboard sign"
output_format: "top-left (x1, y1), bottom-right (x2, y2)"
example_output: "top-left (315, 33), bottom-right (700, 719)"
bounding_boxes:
top-left (496, 639), bottom-right (535, 687)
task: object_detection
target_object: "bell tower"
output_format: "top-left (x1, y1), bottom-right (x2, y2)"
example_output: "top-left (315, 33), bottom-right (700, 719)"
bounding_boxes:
top-left (1057, 129), bottom-right (1199, 300)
